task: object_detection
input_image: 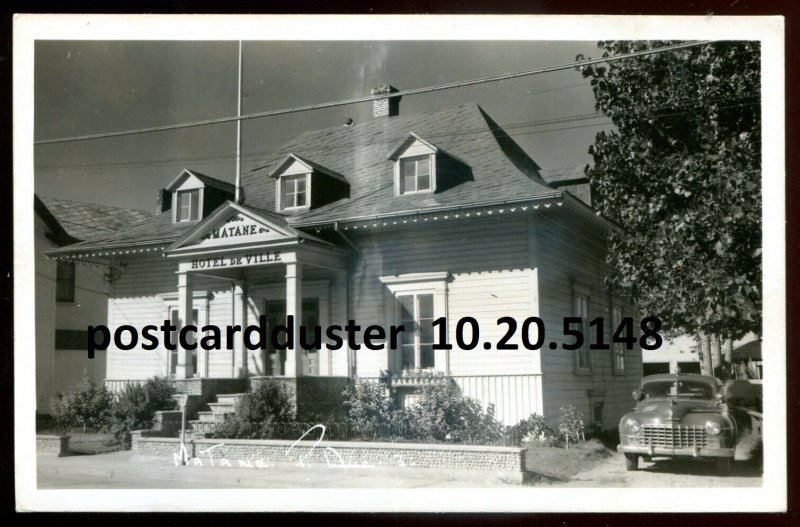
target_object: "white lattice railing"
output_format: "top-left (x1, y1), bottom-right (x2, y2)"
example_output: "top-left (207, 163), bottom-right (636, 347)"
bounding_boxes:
top-left (104, 379), bottom-right (147, 397)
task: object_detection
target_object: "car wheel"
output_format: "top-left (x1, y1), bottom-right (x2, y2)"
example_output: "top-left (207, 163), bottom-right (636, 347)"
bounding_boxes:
top-left (624, 453), bottom-right (639, 471)
top-left (717, 457), bottom-right (732, 477)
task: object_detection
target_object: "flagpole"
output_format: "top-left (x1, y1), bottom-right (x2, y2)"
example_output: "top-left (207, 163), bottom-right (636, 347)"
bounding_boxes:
top-left (234, 40), bottom-right (243, 203)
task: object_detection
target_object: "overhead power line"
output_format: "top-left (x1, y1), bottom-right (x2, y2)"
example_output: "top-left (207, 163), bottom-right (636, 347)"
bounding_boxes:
top-left (34, 40), bottom-right (713, 146)
top-left (35, 92), bottom-right (757, 172)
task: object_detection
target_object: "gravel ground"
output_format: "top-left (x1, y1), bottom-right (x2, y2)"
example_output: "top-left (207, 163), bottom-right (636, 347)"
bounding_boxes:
top-left (549, 435), bottom-right (763, 488)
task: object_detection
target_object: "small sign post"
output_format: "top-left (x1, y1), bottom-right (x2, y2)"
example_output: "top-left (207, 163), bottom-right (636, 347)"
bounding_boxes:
top-left (172, 394), bottom-right (189, 466)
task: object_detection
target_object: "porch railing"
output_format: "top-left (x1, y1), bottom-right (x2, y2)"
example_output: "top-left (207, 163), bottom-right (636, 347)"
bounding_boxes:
top-left (104, 379), bottom-right (147, 398)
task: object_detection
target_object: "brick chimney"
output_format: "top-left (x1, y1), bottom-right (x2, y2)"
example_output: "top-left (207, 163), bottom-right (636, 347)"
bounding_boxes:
top-left (156, 188), bottom-right (172, 214)
top-left (370, 84), bottom-right (401, 118)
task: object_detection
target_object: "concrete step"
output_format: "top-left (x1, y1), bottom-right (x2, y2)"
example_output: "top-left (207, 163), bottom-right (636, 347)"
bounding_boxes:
top-left (197, 411), bottom-right (217, 423)
top-left (215, 393), bottom-right (246, 406)
top-left (208, 402), bottom-right (236, 415)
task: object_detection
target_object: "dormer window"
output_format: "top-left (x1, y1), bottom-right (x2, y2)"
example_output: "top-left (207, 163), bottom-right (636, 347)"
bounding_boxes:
top-left (164, 169), bottom-right (236, 224)
top-left (400, 155), bottom-right (432, 194)
top-left (389, 133), bottom-right (473, 197)
top-left (281, 174), bottom-right (309, 210)
top-left (176, 189), bottom-right (200, 222)
top-left (270, 154), bottom-right (349, 212)
top-left (388, 132), bottom-right (442, 196)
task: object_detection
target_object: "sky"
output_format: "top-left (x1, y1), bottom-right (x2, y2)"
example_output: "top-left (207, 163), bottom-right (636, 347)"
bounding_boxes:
top-left (33, 40), bottom-right (612, 214)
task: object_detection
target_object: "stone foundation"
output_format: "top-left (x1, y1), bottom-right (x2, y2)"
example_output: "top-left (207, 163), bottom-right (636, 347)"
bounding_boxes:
top-left (36, 435), bottom-right (70, 456)
top-left (131, 432), bottom-right (527, 483)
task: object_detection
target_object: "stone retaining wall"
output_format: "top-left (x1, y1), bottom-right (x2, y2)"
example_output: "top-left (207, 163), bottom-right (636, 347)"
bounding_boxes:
top-left (131, 431), bottom-right (526, 483)
top-left (36, 435), bottom-right (70, 456)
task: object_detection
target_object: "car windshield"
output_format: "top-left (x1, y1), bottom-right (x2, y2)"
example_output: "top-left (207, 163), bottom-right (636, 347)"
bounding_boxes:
top-left (642, 380), bottom-right (715, 400)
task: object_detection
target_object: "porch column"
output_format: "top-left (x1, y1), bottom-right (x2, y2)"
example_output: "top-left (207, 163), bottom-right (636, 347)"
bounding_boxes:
top-left (285, 260), bottom-right (303, 377)
top-left (176, 271), bottom-right (194, 379)
top-left (232, 282), bottom-right (247, 378)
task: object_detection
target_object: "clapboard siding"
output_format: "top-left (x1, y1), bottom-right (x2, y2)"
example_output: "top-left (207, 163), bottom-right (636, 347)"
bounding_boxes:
top-left (107, 256), bottom-right (176, 379)
top-left (453, 374), bottom-right (543, 425)
top-left (535, 212), bottom-right (643, 428)
top-left (36, 213), bottom-right (111, 411)
top-left (35, 215), bottom-right (57, 411)
top-left (347, 218), bottom-right (540, 378)
top-left (107, 255), bottom-right (236, 380)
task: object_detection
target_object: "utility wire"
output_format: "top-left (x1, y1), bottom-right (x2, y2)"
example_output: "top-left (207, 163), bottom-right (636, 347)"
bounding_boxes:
top-left (34, 40), bottom-right (713, 145)
top-left (35, 93), bottom-right (757, 172)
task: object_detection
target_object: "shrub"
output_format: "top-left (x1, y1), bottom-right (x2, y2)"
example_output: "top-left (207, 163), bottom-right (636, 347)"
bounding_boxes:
top-left (507, 413), bottom-right (556, 446)
top-left (342, 380), bottom-right (401, 437)
top-left (404, 380), bottom-right (506, 444)
top-left (51, 372), bottom-right (113, 432)
top-left (212, 378), bottom-right (295, 439)
top-left (107, 377), bottom-right (177, 445)
top-left (558, 405), bottom-right (585, 443)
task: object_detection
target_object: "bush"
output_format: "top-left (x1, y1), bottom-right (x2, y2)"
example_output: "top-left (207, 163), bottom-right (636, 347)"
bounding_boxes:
top-left (404, 380), bottom-right (506, 444)
top-left (212, 378), bottom-right (295, 439)
top-left (558, 405), bottom-right (585, 443)
top-left (507, 413), bottom-right (556, 446)
top-left (342, 379), bottom-right (506, 444)
top-left (51, 373), bottom-right (113, 432)
top-left (342, 380), bottom-right (401, 437)
top-left (107, 377), bottom-right (177, 445)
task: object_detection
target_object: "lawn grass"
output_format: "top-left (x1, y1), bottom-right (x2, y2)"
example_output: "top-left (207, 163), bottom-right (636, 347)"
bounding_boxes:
top-left (524, 438), bottom-right (613, 484)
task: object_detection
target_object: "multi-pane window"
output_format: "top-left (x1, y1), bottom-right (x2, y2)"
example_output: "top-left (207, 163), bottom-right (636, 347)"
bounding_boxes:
top-left (398, 293), bottom-right (435, 369)
top-left (176, 189), bottom-right (200, 221)
top-left (400, 155), bottom-right (431, 194)
top-left (56, 261), bottom-right (75, 302)
top-left (281, 175), bottom-right (308, 209)
top-left (612, 305), bottom-right (626, 374)
top-left (574, 293), bottom-right (592, 372)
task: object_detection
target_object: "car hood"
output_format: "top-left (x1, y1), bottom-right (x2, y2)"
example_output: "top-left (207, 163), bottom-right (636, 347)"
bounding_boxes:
top-left (633, 398), bottom-right (720, 421)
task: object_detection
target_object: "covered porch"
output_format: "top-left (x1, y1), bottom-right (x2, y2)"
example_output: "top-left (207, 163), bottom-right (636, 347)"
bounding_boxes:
top-left (163, 201), bottom-right (352, 382)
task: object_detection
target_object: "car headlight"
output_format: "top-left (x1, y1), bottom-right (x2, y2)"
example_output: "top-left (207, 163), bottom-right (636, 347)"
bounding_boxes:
top-left (625, 418), bottom-right (641, 433)
top-left (706, 421), bottom-right (722, 436)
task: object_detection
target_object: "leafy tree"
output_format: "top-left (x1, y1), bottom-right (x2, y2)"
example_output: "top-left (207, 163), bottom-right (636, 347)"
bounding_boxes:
top-left (578, 41), bottom-right (761, 362)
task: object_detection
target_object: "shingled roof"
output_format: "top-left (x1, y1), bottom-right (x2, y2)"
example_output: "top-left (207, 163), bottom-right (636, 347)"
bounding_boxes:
top-left (37, 196), bottom-right (151, 242)
top-left (242, 102), bottom-right (557, 226)
top-left (48, 102), bottom-right (577, 255)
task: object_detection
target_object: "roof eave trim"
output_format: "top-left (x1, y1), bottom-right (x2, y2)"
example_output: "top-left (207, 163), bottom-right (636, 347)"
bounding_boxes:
top-left (291, 192), bottom-right (567, 229)
top-left (44, 240), bottom-right (175, 258)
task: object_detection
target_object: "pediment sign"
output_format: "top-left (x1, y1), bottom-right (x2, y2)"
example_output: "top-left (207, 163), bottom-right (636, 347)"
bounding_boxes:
top-left (181, 211), bottom-right (294, 249)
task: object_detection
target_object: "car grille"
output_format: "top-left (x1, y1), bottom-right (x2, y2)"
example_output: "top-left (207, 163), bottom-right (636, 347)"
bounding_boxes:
top-left (633, 424), bottom-right (708, 448)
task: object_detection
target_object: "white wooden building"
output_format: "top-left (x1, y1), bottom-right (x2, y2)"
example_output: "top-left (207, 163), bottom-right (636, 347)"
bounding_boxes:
top-left (46, 87), bottom-right (643, 427)
top-left (35, 195), bottom-right (150, 414)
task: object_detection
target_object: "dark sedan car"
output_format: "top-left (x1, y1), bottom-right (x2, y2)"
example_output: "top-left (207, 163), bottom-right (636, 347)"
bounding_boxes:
top-left (617, 373), bottom-right (738, 476)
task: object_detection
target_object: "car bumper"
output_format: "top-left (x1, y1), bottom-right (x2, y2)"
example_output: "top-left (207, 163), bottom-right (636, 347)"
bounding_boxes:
top-left (617, 444), bottom-right (734, 458)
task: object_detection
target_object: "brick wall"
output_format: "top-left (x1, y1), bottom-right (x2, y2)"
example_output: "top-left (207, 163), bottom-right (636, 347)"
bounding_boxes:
top-left (36, 435), bottom-right (70, 456)
top-left (172, 378), bottom-right (247, 397)
top-left (131, 432), bottom-right (526, 483)
top-left (153, 410), bottom-right (183, 431)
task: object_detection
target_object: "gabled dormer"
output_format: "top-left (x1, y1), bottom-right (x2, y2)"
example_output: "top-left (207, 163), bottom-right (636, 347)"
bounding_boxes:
top-left (388, 132), bottom-right (472, 196)
top-left (164, 169), bottom-right (235, 223)
top-left (269, 154), bottom-right (349, 213)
